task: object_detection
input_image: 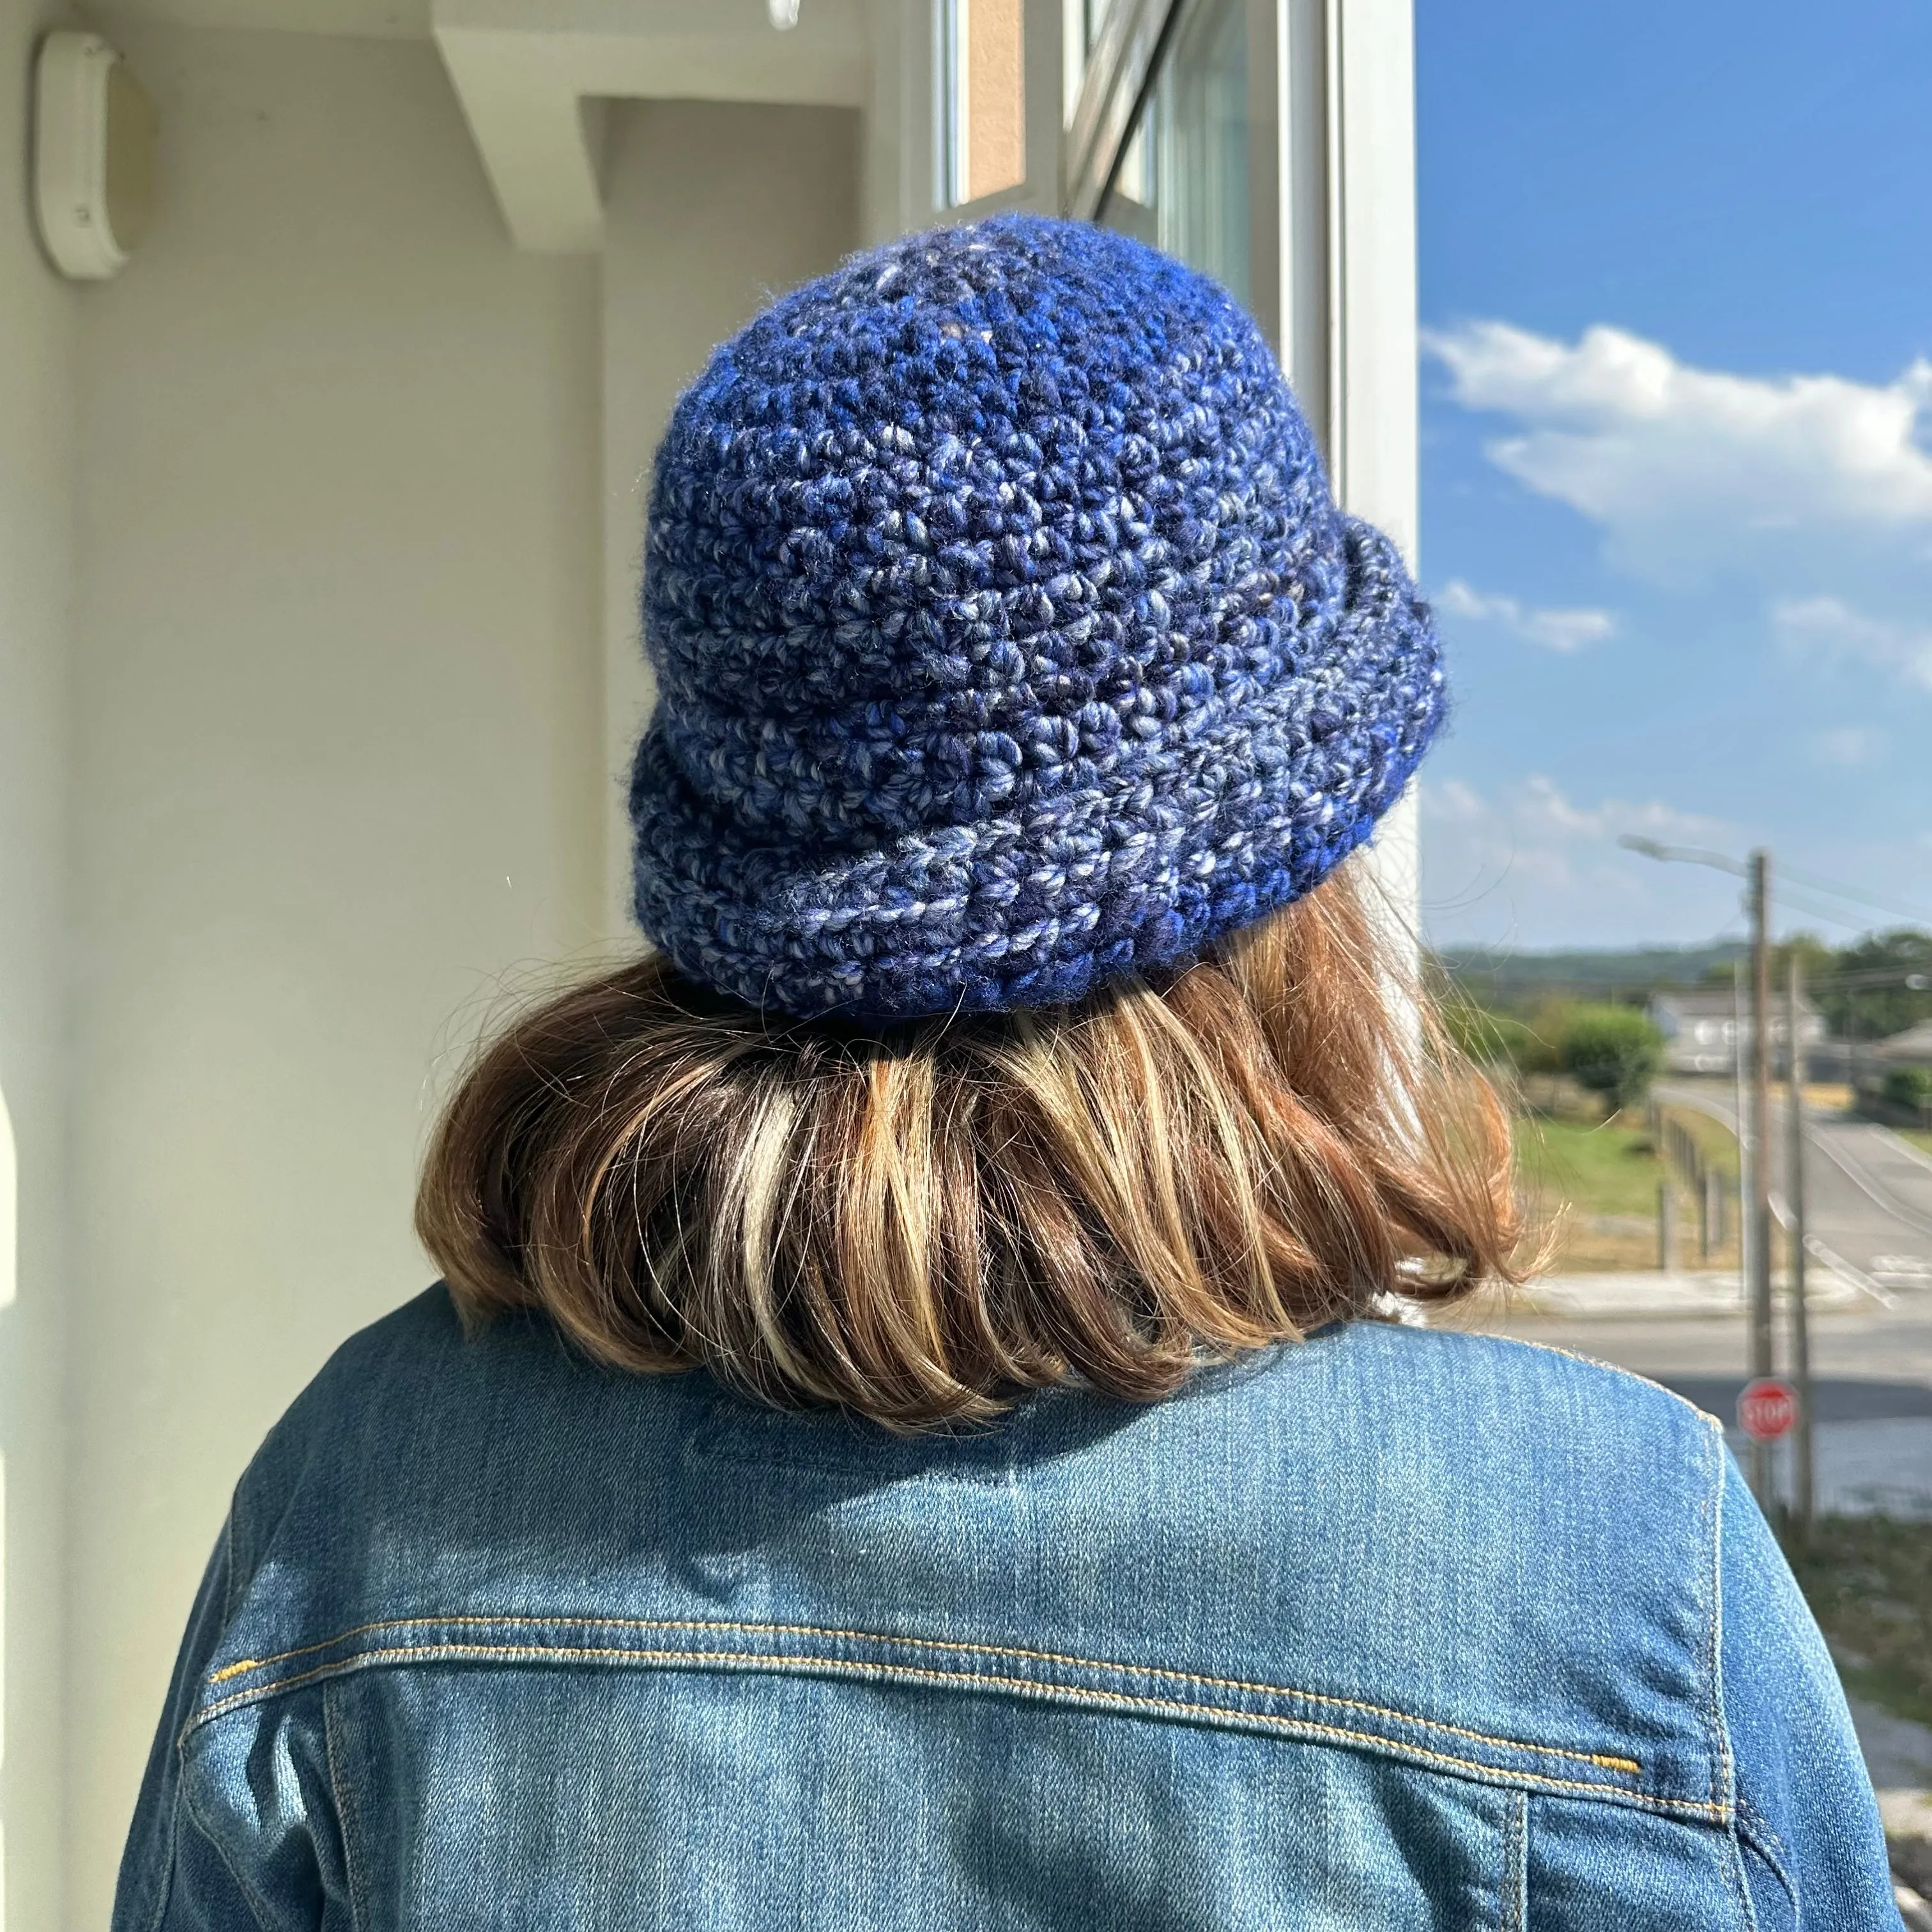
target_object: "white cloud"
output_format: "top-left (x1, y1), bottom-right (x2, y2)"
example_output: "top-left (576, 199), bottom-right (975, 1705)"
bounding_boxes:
top-left (1430, 773), bottom-right (1730, 869)
top-left (1423, 320), bottom-right (1932, 581)
top-left (1425, 774), bottom-right (1932, 945)
top-left (1772, 595), bottom-right (1932, 692)
top-left (1435, 578), bottom-right (1616, 653)
top-left (1422, 775), bottom-right (1744, 947)
top-left (1814, 724), bottom-right (1885, 766)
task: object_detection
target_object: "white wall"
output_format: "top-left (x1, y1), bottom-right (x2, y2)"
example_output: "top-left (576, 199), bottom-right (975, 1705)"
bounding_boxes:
top-left (55, 48), bottom-right (866, 1927)
top-left (0, 8), bottom-right (76, 1927)
top-left (64, 26), bottom-right (602, 1919)
top-left (599, 99), bottom-right (860, 926)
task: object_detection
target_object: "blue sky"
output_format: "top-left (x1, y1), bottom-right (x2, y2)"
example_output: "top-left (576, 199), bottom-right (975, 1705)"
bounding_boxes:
top-left (1413, 0), bottom-right (1932, 951)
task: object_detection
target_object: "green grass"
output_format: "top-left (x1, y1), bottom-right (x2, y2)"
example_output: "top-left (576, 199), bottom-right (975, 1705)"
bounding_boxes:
top-left (1786, 1515), bottom-right (1932, 1728)
top-left (1902, 1128), bottom-right (1932, 1160)
top-left (1512, 1107), bottom-right (1749, 1272)
top-left (1662, 1102), bottom-right (1740, 1183)
top-left (1512, 1114), bottom-right (1681, 1271)
top-left (1514, 1115), bottom-right (1665, 1219)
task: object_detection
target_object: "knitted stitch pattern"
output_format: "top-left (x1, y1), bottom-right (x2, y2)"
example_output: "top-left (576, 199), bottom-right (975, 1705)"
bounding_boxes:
top-left (631, 214), bottom-right (1445, 1020)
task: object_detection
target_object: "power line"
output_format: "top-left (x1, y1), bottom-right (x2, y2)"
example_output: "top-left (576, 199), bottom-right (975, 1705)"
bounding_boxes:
top-left (1775, 861), bottom-right (1932, 927)
top-left (1775, 885), bottom-right (1907, 931)
top-left (1617, 835), bottom-right (1932, 933)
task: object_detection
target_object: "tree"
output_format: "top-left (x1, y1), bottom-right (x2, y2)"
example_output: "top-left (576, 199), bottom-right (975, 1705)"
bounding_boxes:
top-left (1703, 933), bottom-right (1832, 991)
top-left (1813, 929), bottom-right (1932, 1041)
top-left (1560, 1005), bottom-right (1665, 1112)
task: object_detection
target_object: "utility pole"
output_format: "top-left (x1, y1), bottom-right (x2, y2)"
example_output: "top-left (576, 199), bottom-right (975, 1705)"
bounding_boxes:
top-left (1786, 954), bottom-right (1814, 1531)
top-left (1616, 833), bottom-right (1781, 1512)
top-left (1747, 850), bottom-right (1775, 1510)
top-left (1733, 957), bottom-right (1767, 1503)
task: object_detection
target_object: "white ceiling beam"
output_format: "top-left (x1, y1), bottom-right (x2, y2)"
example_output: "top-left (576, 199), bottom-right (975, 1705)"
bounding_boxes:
top-left (431, 0), bottom-right (870, 254)
top-left (433, 26), bottom-right (606, 253)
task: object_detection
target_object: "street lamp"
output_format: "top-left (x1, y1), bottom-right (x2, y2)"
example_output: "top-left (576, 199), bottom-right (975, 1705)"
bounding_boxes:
top-left (1617, 838), bottom-right (1747, 880)
top-left (1620, 836), bottom-right (1779, 1510)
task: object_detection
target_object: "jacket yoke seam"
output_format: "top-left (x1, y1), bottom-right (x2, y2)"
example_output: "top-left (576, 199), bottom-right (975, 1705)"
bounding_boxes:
top-left (187, 1639), bottom-right (1730, 1821)
top-left (205, 1613), bottom-right (1640, 1775)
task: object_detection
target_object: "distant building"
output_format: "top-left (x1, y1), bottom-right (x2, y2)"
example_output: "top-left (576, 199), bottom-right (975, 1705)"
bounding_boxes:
top-left (1646, 989), bottom-right (1827, 1077)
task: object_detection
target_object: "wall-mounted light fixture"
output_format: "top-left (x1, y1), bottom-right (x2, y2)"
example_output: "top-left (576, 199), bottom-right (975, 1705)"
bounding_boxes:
top-left (34, 31), bottom-right (154, 280)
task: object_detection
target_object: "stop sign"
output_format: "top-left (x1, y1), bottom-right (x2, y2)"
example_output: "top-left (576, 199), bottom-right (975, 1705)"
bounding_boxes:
top-left (1738, 1378), bottom-right (1798, 1442)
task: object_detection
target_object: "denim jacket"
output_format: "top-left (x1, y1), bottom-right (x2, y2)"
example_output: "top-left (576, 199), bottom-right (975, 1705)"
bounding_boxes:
top-left (117, 1287), bottom-right (1896, 1929)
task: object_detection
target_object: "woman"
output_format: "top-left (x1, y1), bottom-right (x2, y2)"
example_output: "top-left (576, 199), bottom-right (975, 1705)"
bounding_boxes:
top-left (116, 216), bottom-right (1894, 1929)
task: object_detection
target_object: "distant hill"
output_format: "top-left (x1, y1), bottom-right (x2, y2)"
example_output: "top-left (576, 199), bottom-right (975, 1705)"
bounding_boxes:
top-left (1434, 942), bottom-right (1747, 1008)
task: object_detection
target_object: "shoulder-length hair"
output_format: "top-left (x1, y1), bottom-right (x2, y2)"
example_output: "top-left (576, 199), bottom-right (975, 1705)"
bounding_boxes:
top-left (417, 862), bottom-right (1522, 1429)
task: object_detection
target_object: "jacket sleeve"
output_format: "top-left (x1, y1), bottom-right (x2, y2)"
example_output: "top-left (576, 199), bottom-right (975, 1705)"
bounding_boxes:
top-left (1718, 1452), bottom-right (1899, 1929)
top-left (112, 1500), bottom-right (345, 1931)
top-left (110, 1517), bottom-right (265, 1932)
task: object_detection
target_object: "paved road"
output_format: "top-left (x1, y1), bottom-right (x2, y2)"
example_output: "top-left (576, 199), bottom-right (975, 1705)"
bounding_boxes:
top-left (1656, 1080), bottom-right (1932, 1298)
top-left (1454, 1305), bottom-right (1932, 1384)
top-left (1657, 1376), bottom-right (1932, 1422)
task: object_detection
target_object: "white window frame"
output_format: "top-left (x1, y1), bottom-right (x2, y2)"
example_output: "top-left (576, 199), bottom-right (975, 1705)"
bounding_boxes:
top-left (895, 0), bottom-right (1068, 227)
top-left (1064, 0), bottom-right (1422, 933)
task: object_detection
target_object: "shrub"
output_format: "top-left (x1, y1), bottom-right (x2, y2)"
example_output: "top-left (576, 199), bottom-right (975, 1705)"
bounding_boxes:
top-left (1442, 1002), bottom-right (1537, 1069)
top-left (1882, 1066), bottom-right (1932, 1121)
top-left (1560, 1005), bottom-right (1665, 1111)
top-left (1515, 1002), bottom-right (1575, 1076)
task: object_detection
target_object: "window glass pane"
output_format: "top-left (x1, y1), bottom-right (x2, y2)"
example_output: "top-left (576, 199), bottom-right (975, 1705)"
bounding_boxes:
top-left (1100, 0), bottom-right (1248, 308)
top-left (943, 0), bottom-right (1026, 207)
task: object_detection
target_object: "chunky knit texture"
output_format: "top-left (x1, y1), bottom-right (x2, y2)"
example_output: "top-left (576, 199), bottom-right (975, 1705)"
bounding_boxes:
top-left (630, 215), bottom-right (1445, 1020)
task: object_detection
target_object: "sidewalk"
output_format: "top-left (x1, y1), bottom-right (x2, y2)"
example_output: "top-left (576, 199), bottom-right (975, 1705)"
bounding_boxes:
top-left (1511, 1268), bottom-right (1863, 1319)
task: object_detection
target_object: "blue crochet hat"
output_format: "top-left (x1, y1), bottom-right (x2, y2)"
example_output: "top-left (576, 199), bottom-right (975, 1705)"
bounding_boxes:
top-left (630, 213), bottom-right (1445, 1020)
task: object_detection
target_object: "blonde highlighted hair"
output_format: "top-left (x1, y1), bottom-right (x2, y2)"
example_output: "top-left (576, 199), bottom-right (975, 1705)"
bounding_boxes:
top-left (417, 864), bottom-right (1522, 1429)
